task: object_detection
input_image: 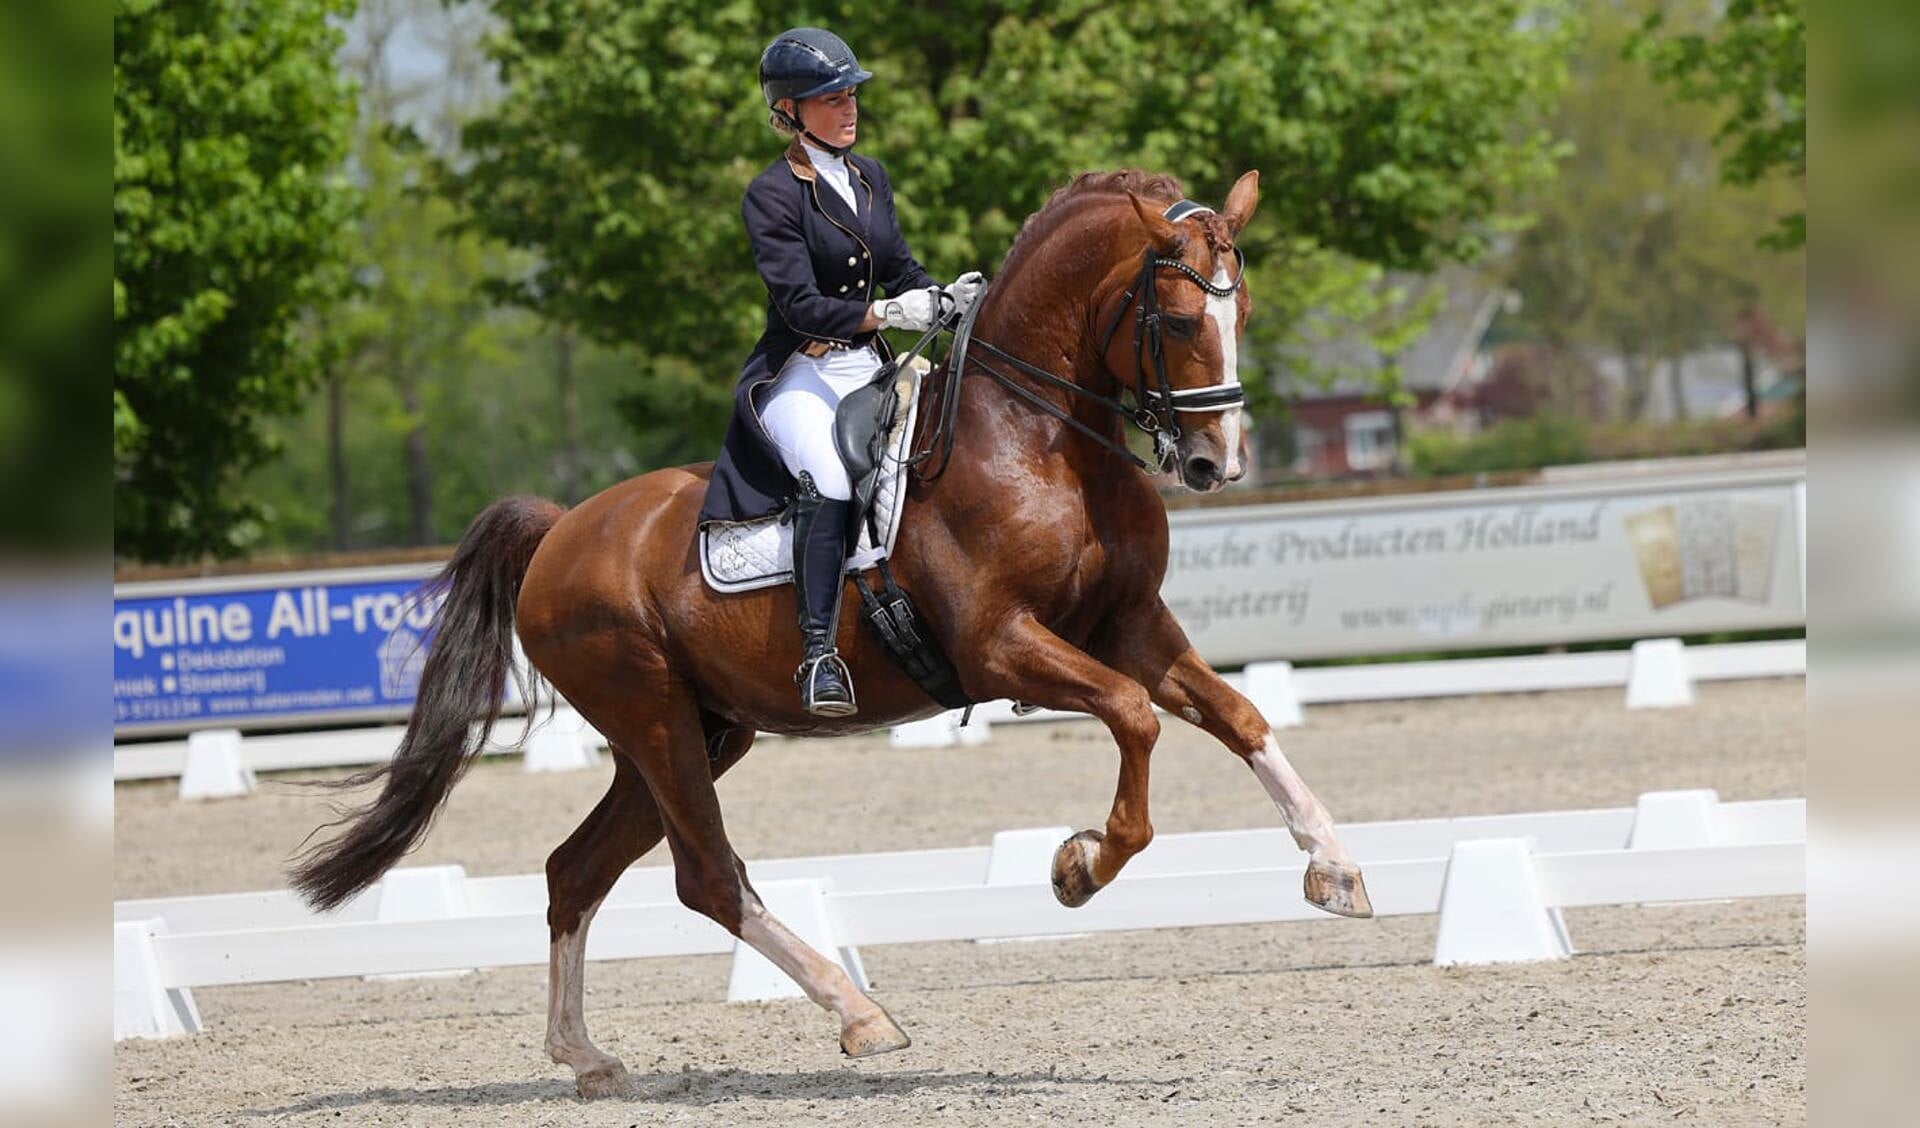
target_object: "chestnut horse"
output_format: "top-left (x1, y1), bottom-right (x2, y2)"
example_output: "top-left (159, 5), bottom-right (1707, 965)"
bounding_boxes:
top-left (290, 169), bottom-right (1371, 1100)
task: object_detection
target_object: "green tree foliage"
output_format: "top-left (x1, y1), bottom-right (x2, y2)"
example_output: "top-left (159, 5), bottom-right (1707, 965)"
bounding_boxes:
top-left (1498, 0), bottom-right (1803, 419)
top-left (1630, 0), bottom-right (1805, 249)
top-left (1409, 415), bottom-right (1589, 476)
top-left (248, 0), bottom-right (639, 552)
top-left (452, 0), bottom-right (1571, 461)
top-left (0, 0), bottom-right (102, 552)
top-left (114, 0), bottom-right (359, 561)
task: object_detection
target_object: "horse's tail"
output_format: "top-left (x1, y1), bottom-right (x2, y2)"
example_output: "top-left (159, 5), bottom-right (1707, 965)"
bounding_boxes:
top-left (288, 496), bottom-right (565, 911)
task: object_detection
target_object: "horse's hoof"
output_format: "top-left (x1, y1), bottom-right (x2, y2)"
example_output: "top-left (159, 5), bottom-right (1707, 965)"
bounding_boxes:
top-left (841, 1006), bottom-right (912, 1058)
top-left (1304, 858), bottom-right (1374, 919)
top-left (1051, 829), bottom-right (1106, 908)
top-left (575, 1061), bottom-right (635, 1100)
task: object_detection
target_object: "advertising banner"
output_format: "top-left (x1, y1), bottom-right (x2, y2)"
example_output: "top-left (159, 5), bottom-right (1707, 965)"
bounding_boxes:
top-left (113, 461), bottom-right (1805, 736)
top-left (113, 566), bottom-right (443, 735)
top-left (1163, 465), bottom-right (1805, 664)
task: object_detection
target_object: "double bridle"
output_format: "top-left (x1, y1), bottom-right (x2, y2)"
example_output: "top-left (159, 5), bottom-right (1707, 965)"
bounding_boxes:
top-left (906, 198), bottom-right (1246, 482)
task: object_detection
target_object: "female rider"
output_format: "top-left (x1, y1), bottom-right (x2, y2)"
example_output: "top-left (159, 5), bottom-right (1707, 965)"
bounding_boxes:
top-left (699, 28), bottom-right (985, 718)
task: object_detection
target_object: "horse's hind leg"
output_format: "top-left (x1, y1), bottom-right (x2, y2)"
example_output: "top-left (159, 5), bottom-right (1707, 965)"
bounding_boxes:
top-left (544, 719), bottom-right (755, 1099)
top-left (632, 679), bottom-right (910, 1058)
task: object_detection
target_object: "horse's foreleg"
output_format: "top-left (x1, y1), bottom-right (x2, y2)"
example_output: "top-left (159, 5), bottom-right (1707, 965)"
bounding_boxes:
top-left (1103, 605), bottom-right (1372, 918)
top-left (732, 883), bottom-right (910, 1057)
top-left (544, 723), bottom-right (755, 1099)
top-left (976, 614), bottom-right (1162, 906)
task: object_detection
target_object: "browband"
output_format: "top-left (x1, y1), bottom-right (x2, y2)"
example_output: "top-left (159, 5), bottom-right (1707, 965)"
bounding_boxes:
top-left (1162, 199), bottom-right (1215, 224)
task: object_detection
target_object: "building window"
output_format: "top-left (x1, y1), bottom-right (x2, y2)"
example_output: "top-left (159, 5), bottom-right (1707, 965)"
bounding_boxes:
top-left (1344, 410), bottom-right (1396, 471)
top-left (1291, 425), bottom-right (1325, 475)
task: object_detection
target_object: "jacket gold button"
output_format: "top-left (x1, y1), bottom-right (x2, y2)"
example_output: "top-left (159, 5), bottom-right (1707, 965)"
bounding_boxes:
top-left (838, 284), bottom-right (848, 293)
top-left (847, 256), bottom-right (858, 266)
top-left (861, 251), bottom-right (869, 259)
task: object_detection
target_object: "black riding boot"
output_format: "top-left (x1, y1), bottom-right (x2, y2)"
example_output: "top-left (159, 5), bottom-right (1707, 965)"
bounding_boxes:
top-left (786, 472), bottom-right (857, 717)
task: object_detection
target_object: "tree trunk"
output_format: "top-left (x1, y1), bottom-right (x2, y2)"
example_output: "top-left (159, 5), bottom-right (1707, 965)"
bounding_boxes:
top-left (555, 329), bottom-right (580, 503)
top-left (401, 369), bottom-right (432, 546)
top-left (1622, 351), bottom-right (1653, 421)
top-left (1667, 355), bottom-right (1689, 422)
top-left (1739, 339), bottom-right (1759, 420)
top-left (327, 365), bottom-right (351, 550)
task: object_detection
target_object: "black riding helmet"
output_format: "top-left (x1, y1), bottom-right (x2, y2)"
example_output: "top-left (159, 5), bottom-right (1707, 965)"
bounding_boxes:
top-left (760, 28), bottom-right (872, 153)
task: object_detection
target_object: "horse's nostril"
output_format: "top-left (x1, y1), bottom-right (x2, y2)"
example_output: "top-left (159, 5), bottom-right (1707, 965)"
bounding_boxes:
top-left (1186, 457), bottom-right (1220, 482)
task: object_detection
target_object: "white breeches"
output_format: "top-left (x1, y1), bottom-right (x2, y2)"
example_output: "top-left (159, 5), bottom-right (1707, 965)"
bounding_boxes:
top-left (759, 345), bottom-right (882, 501)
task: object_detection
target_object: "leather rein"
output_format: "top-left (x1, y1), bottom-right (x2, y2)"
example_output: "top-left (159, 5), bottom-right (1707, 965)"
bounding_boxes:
top-left (904, 200), bottom-right (1246, 482)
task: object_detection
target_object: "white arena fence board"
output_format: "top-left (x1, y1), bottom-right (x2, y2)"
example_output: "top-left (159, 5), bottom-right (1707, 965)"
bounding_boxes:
top-left (133, 841), bottom-right (1802, 994)
top-left (112, 639), bottom-right (1804, 781)
top-left (114, 708), bottom-right (608, 782)
top-left (116, 794), bottom-right (1803, 1020)
top-left (965, 638), bottom-right (1804, 727)
top-left (113, 799), bottom-right (1802, 934)
top-left (156, 902), bottom-right (738, 988)
top-left (1536, 843), bottom-right (1804, 908)
top-left (114, 845), bottom-right (998, 935)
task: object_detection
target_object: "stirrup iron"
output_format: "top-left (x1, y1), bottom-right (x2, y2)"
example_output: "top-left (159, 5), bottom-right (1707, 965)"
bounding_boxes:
top-left (796, 649), bottom-right (857, 717)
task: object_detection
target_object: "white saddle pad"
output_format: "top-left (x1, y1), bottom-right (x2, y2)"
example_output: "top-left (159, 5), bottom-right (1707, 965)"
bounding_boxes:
top-left (700, 363), bottom-right (923, 594)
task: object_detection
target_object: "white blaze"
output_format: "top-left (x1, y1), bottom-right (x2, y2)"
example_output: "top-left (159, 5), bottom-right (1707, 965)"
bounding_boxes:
top-left (1206, 265), bottom-right (1243, 478)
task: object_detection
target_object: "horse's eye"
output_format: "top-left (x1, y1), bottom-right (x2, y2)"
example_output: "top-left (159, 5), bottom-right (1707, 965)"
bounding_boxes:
top-left (1164, 316), bottom-right (1198, 339)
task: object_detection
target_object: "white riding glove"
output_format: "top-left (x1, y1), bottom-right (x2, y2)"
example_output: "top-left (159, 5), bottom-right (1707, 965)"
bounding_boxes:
top-left (870, 287), bottom-right (941, 332)
top-left (942, 271), bottom-right (987, 319)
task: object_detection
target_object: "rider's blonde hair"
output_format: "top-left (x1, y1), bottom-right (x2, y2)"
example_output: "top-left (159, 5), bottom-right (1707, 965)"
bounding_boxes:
top-left (768, 104), bottom-right (798, 140)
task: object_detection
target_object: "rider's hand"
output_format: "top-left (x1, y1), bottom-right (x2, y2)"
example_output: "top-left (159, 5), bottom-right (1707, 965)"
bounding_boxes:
top-left (870, 287), bottom-right (941, 332)
top-left (942, 271), bottom-right (986, 320)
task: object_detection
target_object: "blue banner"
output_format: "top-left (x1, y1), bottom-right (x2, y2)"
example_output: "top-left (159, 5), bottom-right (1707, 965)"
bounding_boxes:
top-left (113, 568), bottom-right (445, 735)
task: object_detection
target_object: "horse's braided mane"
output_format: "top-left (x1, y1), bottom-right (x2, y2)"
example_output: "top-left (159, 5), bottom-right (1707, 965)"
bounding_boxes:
top-left (999, 169), bottom-right (1234, 274)
top-left (999, 170), bottom-right (1182, 270)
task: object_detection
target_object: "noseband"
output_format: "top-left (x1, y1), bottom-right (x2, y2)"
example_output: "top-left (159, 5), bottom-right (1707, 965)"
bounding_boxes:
top-left (909, 199), bottom-right (1246, 481)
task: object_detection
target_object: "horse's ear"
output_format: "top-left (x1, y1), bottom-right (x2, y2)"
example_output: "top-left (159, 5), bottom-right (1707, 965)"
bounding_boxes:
top-left (1221, 170), bottom-right (1260, 238)
top-left (1127, 191), bottom-right (1183, 253)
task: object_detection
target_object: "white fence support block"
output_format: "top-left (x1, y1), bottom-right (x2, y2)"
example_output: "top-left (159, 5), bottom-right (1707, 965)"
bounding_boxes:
top-left (1244, 662), bottom-right (1305, 728)
top-left (1433, 838), bottom-right (1572, 966)
top-left (178, 728), bottom-right (255, 800)
top-left (1627, 790), bottom-right (1728, 907)
top-left (890, 710), bottom-right (966, 748)
top-left (523, 707), bottom-right (599, 773)
top-left (1628, 790), bottom-right (1724, 850)
top-left (978, 826), bottom-right (1081, 944)
top-left (1626, 638), bottom-right (1695, 709)
top-left (368, 866), bottom-right (473, 979)
top-left (114, 919), bottom-right (200, 1040)
top-left (727, 878), bottom-right (865, 1003)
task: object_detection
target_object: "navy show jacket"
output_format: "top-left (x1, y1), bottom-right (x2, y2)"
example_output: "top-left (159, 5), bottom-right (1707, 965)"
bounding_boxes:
top-left (699, 140), bottom-right (940, 526)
